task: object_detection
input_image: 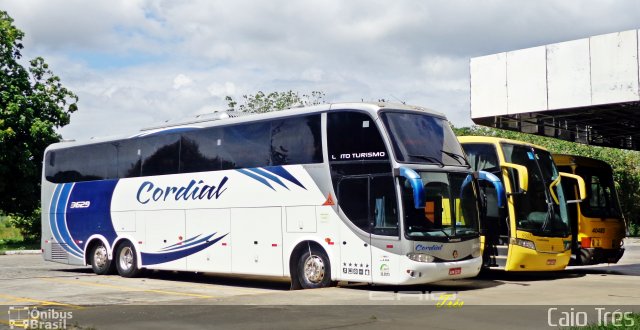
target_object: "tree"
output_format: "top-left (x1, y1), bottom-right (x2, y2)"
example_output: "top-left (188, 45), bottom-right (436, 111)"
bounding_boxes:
top-left (1, 10), bottom-right (78, 239)
top-left (225, 90), bottom-right (325, 113)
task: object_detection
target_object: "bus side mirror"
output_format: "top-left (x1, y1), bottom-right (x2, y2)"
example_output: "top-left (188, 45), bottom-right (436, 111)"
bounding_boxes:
top-left (559, 172), bottom-right (587, 202)
top-left (397, 166), bottom-right (425, 209)
top-left (477, 171), bottom-right (506, 208)
top-left (501, 162), bottom-right (528, 193)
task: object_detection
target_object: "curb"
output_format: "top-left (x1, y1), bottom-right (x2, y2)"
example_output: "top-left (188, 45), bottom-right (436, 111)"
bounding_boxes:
top-left (0, 250), bottom-right (41, 255)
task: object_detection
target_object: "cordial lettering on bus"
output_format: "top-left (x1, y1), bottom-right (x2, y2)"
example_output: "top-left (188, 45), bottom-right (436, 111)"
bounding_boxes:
top-left (136, 177), bottom-right (229, 204)
top-left (416, 244), bottom-right (444, 251)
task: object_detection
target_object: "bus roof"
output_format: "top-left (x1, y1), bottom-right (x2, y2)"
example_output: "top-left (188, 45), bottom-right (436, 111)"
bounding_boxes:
top-left (457, 136), bottom-right (548, 151)
top-left (45, 102), bottom-right (445, 152)
top-left (552, 154), bottom-right (612, 169)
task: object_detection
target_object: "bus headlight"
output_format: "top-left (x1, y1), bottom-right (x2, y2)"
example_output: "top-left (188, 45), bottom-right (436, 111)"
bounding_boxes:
top-left (406, 253), bottom-right (435, 263)
top-left (563, 241), bottom-right (572, 251)
top-left (513, 238), bottom-right (536, 250)
top-left (471, 241), bottom-right (482, 258)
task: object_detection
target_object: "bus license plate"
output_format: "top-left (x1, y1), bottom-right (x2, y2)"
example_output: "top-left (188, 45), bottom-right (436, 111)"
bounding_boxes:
top-left (546, 259), bottom-right (556, 265)
top-left (448, 267), bottom-right (461, 275)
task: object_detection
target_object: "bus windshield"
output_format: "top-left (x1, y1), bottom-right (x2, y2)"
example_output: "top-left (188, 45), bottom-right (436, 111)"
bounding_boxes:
top-left (381, 112), bottom-right (468, 167)
top-left (576, 167), bottom-right (623, 219)
top-left (401, 171), bottom-right (480, 241)
top-left (502, 144), bottom-right (570, 237)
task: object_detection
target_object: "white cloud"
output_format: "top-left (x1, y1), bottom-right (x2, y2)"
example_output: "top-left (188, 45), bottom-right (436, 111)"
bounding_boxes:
top-left (207, 82), bottom-right (236, 98)
top-left (173, 74), bottom-right (193, 90)
top-left (3, 0), bottom-right (640, 140)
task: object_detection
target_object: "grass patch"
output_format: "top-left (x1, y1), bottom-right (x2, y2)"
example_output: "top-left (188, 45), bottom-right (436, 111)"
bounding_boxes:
top-left (0, 215), bottom-right (39, 253)
top-left (566, 313), bottom-right (640, 329)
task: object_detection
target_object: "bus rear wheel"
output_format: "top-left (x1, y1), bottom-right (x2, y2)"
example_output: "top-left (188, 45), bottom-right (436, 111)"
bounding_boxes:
top-left (115, 241), bottom-right (142, 278)
top-left (297, 247), bottom-right (332, 289)
top-left (90, 242), bottom-right (115, 275)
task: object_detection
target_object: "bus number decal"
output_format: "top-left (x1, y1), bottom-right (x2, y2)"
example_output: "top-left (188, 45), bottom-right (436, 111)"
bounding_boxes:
top-left (70, 201), bottom-right (91, 209)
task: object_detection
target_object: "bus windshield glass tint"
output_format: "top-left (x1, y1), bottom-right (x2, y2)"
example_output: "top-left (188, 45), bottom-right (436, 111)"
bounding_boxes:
top-left (501, 144), bottom-right (570, 237)
top-left (380, 112), bottom-right (466, 166)
top-left (401, 171), bottom-right (480, 240)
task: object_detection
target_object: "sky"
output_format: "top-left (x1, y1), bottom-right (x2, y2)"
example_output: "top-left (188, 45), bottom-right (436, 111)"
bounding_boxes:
top-left (3, 0), bottom-right (640, 140)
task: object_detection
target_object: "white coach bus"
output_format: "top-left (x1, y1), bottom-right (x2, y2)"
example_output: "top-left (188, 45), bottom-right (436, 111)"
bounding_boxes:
top-left (42, 102), bottom-right (503, 289)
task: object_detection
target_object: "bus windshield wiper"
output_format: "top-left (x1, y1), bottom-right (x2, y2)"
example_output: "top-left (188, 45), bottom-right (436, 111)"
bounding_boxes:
top-left (441, 150), bottom-right (470, 168)
top-left (427, 228), bottom-right (452, 239)
top-left (408, 154), bottom-right (444, 167)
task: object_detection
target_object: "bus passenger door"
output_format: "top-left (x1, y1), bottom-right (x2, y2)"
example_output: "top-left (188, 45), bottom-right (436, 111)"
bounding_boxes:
top-left (337, 177), bottom-right (373, 282)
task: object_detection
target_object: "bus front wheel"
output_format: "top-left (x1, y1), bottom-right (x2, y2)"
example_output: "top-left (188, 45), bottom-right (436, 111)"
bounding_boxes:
top-left (90, 242), bottom-right (115, 275)
top-left (297, 247), bottom-right (332, 289)
top-left (115, 241), bottom-right (142, 278)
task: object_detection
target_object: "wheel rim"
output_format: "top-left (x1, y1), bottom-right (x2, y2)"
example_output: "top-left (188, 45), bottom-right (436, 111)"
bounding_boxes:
top-left (303, 255), bottom-right (325, 284)
top-left (119, 246), bottom-right (134, 271)
top-left (94, 245), bottom-right (108, 269)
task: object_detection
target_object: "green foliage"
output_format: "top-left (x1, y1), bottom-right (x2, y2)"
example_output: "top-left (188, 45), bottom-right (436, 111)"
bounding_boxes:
top-left (225, 90), bottom-right (325, 113)
top-left (7, 209), bottom-right (41, 242)
top-left (0, 11), bottom-right (78, 227)
top-left (453, 125), bottom-right (640, 235)
top-left (0, 214), bottom-right (22, 241)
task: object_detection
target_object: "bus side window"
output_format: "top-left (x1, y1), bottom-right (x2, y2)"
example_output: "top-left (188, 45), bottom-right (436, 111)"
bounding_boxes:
top-left (270, 115), bottom-right (322, 165)
top-left (116, 140), bottom-right (141, 178)
top-left (327, 111), bottom-right (388, 163)
top-left (140, 134), bottom-right (180, 176)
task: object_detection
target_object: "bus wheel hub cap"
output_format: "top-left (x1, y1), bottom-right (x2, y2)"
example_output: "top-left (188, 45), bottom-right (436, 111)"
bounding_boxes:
top-left (304, 256), bottom-right (325, 283)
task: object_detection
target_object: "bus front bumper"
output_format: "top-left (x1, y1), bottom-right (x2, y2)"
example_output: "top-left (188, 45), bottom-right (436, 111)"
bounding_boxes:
top-left (394, 256), bottom-right (482, 285)
top-left (506, 245), bottom-right (571, 271)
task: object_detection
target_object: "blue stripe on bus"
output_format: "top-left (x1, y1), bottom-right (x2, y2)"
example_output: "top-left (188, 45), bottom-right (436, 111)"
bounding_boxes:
top-left (54, 184), bottom-right (83, 258)
top-left (264, 166), bottom-right (306, 190)
top-left (141, 233), bottom-right (228, 266)
top-left (247, 168), bottom-right (289, 190)
top-left (236, 168), bottom-right (275, 190)
top-left (49, 185), bottom-right (67, 253)
top-left (65, 180), bottom-right (119, 250)
top-left (161, 234), bottom-right (203, 251)
top-left (161, 233), bottom-right (216, 252)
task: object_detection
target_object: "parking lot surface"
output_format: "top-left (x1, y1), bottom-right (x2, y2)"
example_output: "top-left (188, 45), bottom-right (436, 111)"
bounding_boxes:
top-left (1, 239), bottom-right (639, 329)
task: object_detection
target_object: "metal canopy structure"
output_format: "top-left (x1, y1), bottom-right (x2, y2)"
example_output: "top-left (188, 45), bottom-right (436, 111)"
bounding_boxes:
top-left (470, 30), bottom-right (640, 150)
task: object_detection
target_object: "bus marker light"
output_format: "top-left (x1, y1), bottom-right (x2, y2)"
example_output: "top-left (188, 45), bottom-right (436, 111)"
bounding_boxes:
top-left (386, 244), bottom-right (394, 248)
top-left (581, 237), bottom-right (591, 248)
top-left (138, 241), bottom-right (143, 244)
top-left (222, 243), bottom-right (227, 246)
top-left (322, 194), bottom-right (335, 206)
top-left (272, 243), bottom-right (278, 247)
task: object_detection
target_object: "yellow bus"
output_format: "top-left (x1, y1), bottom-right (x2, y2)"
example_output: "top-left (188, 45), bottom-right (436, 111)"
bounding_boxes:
top-left (459, 137), bottom-right (585, 271)
top-left (552, 154), bottom-right (626, 265)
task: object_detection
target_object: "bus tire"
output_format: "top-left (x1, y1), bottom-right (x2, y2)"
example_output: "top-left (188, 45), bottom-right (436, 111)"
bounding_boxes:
top-left (297, 247), bottom-right (332, 289)
top-left (115, 241), bottom-right (142, 278)
top-left (90, 241), bottom-right (115, 275)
